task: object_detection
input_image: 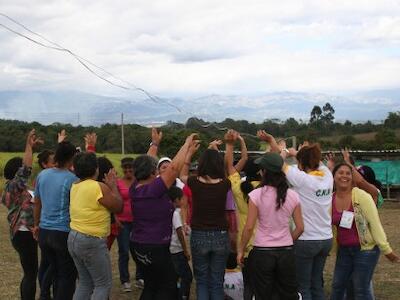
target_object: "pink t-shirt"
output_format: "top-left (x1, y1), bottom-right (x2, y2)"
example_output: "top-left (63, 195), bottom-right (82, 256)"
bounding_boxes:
top-left (249, 186), bottom-right (300, 247)
top-left (116, 179), bottom-right (133, 222)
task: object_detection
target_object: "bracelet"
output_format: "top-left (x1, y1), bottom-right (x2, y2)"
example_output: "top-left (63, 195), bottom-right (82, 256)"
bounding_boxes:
top-left (150, 142), bottom-right (159, 147)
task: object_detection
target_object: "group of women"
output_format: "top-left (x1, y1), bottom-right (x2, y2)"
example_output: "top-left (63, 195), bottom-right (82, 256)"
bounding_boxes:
top-left (1, 127), bottom-right (399, 300)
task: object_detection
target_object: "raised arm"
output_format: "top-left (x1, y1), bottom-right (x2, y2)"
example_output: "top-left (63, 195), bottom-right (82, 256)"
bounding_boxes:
top-left (180, 138), bottom-right (200, 184)
top-left (84, 132), bottom-right (97, 153)
top-left (162, 134), bottom-right (199, 188)
top-left (24, 129), bottom-right (43, 168)
top-left (58, 129), bottom-right (67, 143)
top-left (224, 130), bottom-right (238, 176)
top-left (99, 169), bottom-right (123, 213)
top-left (257, 130), bottom-right (280, 153)
top-left (147, 127), bottom-right (162, 157)
top-left (342, 149), bottom-right (378, 204)
top-left (234, 134), bottom-right (248, 173)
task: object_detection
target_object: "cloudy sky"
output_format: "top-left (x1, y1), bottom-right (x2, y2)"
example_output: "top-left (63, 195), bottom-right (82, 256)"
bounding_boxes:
top-left (1, 0), bottom-right (400, 98)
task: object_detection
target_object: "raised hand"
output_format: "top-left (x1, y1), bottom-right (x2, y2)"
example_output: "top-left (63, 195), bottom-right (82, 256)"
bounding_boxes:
top-left (325, 152), bottom-right (335, 171)
top-left (151, 127), bottom-right (163, 146)
top-left (57, 129), bottom-right (67, 143)
top-left (341, 148), bottom-right (351, 164)
top-left (84, 132), bottom-right (97, 151)
top-left (208, 139), bottom-right (223, 150)
top-left (103, 168), bottom-right (117, 189)
top-left (257, 130), bottom-right (274, 143)
top-left (188, 139), bottom-right (201, 155)
top-left (27, 129), bottom-right (44, 148)
top-left (224, 129), bottom-right (238, 144)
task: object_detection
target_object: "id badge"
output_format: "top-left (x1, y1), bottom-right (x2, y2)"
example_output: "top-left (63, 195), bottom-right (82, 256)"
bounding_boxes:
top-left (339, 210), bottom-right (354, 229)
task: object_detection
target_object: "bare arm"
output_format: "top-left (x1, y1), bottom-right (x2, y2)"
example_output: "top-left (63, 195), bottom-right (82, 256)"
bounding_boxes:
top-left (162, 134), bottom-right (198, 188)
top-left (257, 130), bottom-right (280, 153)
top-left (180, 138), bottom-right (200, 184)
top-left (84, 132), bottom-right (97, 153)
top-left (291, 204), bottom-right (304, 240)
top-left (234, 134), bottom-right (248, 173)
top-left (176, 227), bottom-right (191, 260)
top-left (237, 199), bottom-right (258, 265)
top-left (147, 128), bottom-right (162, 157)
top-left (99, 170), bottom-right (123, 213)
top-left (23, 129), bottom-right (43, 168)
top-left (342, 149), bottom-right (378, 204)
top-left (224, 130), bottom-right (238, 176)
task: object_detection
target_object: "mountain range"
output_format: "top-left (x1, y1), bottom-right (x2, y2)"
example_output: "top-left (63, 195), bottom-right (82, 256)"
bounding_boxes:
top-left (0, 89), bottom-right (398, 126)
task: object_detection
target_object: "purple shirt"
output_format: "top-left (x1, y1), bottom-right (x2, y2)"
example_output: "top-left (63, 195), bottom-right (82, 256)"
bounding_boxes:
top-left (130, 177), bottom-right (174, 245)
top-left (225, 190), bottom-right (236, 211)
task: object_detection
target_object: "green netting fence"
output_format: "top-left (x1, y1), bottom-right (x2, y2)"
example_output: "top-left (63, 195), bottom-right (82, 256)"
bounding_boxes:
top-left (356, 160), bottom-right (400, 186)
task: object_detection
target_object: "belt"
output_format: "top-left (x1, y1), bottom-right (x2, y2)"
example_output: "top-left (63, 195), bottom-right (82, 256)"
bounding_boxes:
top-left (253, 246), bottom-right (293, 251)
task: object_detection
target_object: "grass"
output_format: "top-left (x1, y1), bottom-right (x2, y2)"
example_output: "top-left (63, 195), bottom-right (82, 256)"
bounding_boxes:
top-left (1, 203), bottom-right (400, 299)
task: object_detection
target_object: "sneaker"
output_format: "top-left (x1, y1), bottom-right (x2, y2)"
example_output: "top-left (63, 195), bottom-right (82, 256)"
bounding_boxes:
top-left (135, 279), bottom-right (144, 289)
top-left (122, 282), bottom-right (132, 293)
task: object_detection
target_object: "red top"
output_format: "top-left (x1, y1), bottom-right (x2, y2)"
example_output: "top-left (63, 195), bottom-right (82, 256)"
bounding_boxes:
top-left (332, 193), bottom-right (360, 247)
top-left (116, 179), bottom-right (133, 222)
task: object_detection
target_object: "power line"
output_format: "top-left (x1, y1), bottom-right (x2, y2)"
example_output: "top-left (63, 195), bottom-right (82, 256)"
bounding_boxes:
top-left (0, 13), bottom-right (248, 134)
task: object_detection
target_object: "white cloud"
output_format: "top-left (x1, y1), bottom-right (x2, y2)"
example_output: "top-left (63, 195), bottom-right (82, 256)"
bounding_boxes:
top-left (0, 0), bottom-right (399, 97)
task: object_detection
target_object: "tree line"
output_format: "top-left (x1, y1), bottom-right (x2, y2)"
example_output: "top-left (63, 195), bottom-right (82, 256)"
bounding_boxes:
top-left (0, 105), bottom-right (399, 157)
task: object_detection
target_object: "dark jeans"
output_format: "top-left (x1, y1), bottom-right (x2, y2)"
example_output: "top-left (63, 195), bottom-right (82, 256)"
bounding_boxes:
top-left (171, 251), bottom-right (193, 299)
top-left (294, 239), bottom-right (332, 300)
top-left (248, 247), bottom-right (299, 300)
top-left (331, 246), bottom-right (380, 300)
top-left (39, 228), bottom-right (77, 300)
top-left (117, 222), bottom-right (144, 283)
top-left (131, 243), bottom-right (178, 300)
top-left (11, 230), bottom-right (38, 300)
top-left (38, 248), bottom-right (55, 300)
top-left (191, 230), bottom-right (230, 300)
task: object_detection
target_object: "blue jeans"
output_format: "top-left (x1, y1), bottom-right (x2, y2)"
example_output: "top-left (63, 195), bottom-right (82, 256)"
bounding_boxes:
top-left (67, 230), bottom-right (112, 300)
top-left (117, 222), bottom-right (144, 283)
top-left (331, 246), bottom-right (380, 300)
top-left (171, 252), bottom-right (193, 299)
top-left (39, 228), bottom-right (77, 300)
top-left (191, 230), bottom-right (230, 300)
top-left (294, 239), bottom-right (332, 300)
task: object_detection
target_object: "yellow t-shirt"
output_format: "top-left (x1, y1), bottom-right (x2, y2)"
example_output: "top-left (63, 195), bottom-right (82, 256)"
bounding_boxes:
top-left (70, 179), bottom-right (110, 237)
top-left (228, 172), bottom-right (259, 257)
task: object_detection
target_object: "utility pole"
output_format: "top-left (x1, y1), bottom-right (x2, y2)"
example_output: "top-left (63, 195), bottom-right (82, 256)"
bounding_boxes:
top-left (121, 113), bottom-right (125, 155)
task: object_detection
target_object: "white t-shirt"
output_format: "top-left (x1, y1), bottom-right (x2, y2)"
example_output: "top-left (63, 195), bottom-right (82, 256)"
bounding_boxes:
top-left (286, 164), bottom-right (333, 240)
top-left (170, 208), bottom-right (184, 254)
top-left (224, 270), bottom-right (244, 300)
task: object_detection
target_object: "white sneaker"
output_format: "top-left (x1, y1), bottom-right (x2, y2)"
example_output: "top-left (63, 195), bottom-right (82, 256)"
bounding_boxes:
top-left (122, 282), bottom-right (132, 292)
top-left (135, 279), bottom-right (144, 289)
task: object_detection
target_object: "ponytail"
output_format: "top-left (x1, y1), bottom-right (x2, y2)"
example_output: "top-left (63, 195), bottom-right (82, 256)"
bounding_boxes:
top-left (261, 170), bottom-right (289, 210)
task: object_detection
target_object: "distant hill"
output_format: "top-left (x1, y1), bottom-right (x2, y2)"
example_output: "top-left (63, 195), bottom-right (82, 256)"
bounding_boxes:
top-left (0, 89), bottom-right (399, 125)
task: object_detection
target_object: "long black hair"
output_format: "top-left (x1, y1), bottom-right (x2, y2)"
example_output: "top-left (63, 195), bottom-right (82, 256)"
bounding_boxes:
top-left (261, 170), bottom-right (289, 210)
top-left (240, 158), bottom-right (260, 202)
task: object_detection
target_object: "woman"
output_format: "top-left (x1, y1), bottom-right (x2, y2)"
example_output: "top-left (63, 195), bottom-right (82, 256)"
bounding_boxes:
top-left (331, 163), bottom-right (399, 300)
top-left (258, 131), bottom-right (333, 300)
top-left (34, 140), bottom-right (79, 300)
top-left (129, 133), bottom-right (197, 300)
top-left (67, 152), bottom-right (123, 300)
top-left (2, 129), bottom-right (42, 300)
top-left (181, 141), bottom-right (231, 300)
top-left (237, 152), bottom-right (304, 300)
top-left (224, 129), bottom-right (259, 300)
top-left (115, 157), bottom-right (144, 292)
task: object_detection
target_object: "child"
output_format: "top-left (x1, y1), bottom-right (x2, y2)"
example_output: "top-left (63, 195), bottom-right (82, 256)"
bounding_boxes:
top-left (224, 252), bottom-right (244, 300)
top-left (168, 186), bottom-right (193, 300)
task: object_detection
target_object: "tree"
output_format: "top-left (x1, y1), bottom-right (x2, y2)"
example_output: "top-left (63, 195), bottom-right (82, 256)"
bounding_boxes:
top-left (384, 112), bottom-right (400, 129)
top-left (321, 102), bottom-right (335, 123)
top-left (310, 105), bottom-right (322, 123)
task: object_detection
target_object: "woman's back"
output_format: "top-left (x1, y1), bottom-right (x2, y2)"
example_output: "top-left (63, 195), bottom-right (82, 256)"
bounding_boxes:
top-left (249, 186), bottom-right (300, 247)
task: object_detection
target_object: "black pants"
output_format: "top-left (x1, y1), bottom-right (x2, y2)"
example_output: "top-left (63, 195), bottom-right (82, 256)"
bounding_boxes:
top-left (11, 230), bottom-right (38, 300)
top-left (38, 228), bottom-right (77, 300)
top-left (248, 247), bottom-right (299, 300)
top-left (131, 243), bottom-right (178, 300)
